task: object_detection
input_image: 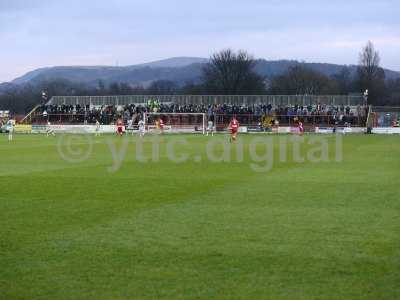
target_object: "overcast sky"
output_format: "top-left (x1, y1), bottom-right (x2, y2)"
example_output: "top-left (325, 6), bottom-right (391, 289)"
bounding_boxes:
top-left (0, 0), bottom-right (399, 82)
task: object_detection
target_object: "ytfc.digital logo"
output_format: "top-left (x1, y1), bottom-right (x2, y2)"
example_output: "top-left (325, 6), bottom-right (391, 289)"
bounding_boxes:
top-left (57, 133), bottom-right (343, 173)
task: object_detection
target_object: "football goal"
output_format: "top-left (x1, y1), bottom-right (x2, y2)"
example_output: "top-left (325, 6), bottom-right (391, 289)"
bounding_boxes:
top-left (143, 112), bottom-right (206, 134)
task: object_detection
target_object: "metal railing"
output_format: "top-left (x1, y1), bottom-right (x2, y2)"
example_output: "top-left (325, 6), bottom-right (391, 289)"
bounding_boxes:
top-left (214, 114), bottom-right (366, 128)
top-left (48, 94), bottom-right (364, 107)
top-left (30, 112), bottom-right (366, 128)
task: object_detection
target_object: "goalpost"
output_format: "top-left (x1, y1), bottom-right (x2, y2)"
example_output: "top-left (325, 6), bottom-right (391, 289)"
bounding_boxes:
top-left (143, 112), bottom-right (206, 134)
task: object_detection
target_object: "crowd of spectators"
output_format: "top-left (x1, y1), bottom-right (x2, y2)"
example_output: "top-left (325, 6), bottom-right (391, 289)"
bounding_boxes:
top-left (35, 102), bottom-right (368, 127)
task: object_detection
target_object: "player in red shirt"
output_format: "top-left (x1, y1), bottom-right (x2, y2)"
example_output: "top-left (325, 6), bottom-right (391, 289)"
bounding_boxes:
top-left (116, 119), bottom-right (124, 136)
top-left (159, 118), bottom-right (164, 134)
top-left (229, 116), bottom-right (239, 142)
top-left (298, 121), bottom-right (304, 135)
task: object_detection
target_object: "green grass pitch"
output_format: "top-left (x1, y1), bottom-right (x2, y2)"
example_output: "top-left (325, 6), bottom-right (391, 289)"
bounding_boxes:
top-left (0, 133), bottom-right (399, 299)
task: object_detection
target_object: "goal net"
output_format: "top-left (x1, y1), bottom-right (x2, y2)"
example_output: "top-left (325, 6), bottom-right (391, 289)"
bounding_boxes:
top-left (368, 107), bottom-right (400, 127)
top-left (143, 112), bottom-right (206, 134)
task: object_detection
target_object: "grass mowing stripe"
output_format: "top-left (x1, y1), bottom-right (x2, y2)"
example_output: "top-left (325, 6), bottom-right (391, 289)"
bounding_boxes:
top-left (0, 134), bottom-right (399, 299)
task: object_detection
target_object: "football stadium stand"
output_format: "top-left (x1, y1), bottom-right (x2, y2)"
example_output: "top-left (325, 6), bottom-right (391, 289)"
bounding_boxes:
top-left (23, 94), bottom-right (367, 130)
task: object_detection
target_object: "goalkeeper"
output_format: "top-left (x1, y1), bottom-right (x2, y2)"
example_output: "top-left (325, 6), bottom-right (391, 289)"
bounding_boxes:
top-left (207, 118), bottom-right (214, 136)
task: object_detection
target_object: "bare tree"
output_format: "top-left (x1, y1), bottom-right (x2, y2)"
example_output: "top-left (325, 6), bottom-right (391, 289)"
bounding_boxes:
top-left (148, 80), bottom-right (177, 95)
top-left (358, 41), bottom-right (381, 83)
top-left (202, 49), bottom-right (265, 94)
top-left (270, 65), bottom-right (339, 95)
top-left (357, 41), bottom-right (386, 104)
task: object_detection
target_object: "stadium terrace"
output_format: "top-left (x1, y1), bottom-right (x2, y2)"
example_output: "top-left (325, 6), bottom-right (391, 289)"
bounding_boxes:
top-left (23, 94), bottom-right (368, 130)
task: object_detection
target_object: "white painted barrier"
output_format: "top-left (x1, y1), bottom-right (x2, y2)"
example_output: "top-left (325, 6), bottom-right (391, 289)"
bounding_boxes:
top-left (372, 127), bottom-right (400, 134)
top-left (29, 125), bottom-right (400, 135)
top-left (45, 125), bottom-right (120, 134)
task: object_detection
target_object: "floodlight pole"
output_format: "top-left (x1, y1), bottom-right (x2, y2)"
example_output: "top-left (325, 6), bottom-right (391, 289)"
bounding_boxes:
top-left (42, 90), bottom-right (48, 105)
top-left (363, 89), bottom-right (369, 106)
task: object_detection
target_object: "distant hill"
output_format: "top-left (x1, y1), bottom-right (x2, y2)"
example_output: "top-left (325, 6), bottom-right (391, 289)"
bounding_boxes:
top-left (254, 60), bottom-right (400, 80)
top-left (137, 57), bottom-right (208, 68)
top-left (8, 57), bottom-right (400, 88)
top-left (11, 57), bottom-right (208, 86)
top-left (0, 82), bottom-right (18, 93)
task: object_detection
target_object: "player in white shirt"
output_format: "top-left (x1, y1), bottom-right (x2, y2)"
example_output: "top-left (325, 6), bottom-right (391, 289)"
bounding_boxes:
top-left (206, 120), bottom-right (214, 136)
top-left (127, 119), bottom-right (134, 135)
top-left (46, 121), bottom-right (55, 137)
top-left (7, 119), bottom-right (15, 141)
top-left (138, 119), bottom-right (145, 137)
top-left (343, 123), bottom-right (352, 135)
top-left (95, 120), bottom-right (101, 136)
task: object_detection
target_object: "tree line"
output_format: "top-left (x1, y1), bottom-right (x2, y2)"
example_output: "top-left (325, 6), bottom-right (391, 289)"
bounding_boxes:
top-left (1, 41), bottom-right (399, 113)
